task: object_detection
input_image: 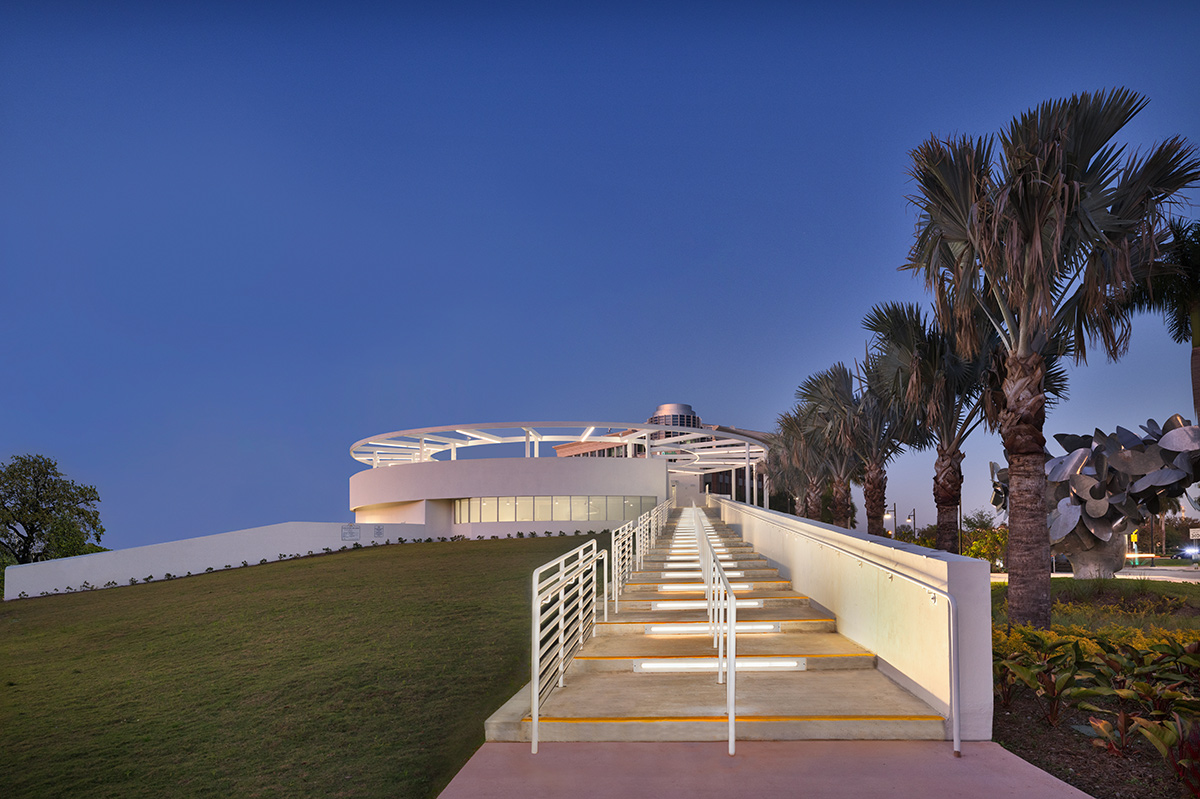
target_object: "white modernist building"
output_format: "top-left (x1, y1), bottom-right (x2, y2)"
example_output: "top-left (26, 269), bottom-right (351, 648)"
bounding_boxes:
top-left (349, 405), bottom-right (770, 539)
top-left (4, 404), bottom-right (769, 600)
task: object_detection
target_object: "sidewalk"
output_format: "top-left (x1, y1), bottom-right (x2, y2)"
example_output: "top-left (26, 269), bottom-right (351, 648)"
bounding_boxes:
top-left (991, 566), bottom-right (1200, 584)
top-left (438, 740), bottom-right (1091, 798)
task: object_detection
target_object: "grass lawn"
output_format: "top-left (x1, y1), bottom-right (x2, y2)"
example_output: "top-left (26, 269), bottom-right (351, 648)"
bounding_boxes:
top-left (992, 575), bottom-right (1200, 632)
top-left (0, 535), bottom-right (596, 799)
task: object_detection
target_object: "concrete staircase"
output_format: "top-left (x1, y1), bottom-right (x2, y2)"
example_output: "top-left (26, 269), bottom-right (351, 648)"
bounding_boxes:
top-left (486, 506), bottom-right (945, 743)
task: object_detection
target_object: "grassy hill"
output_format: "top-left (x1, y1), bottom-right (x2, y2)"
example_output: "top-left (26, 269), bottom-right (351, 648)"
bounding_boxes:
top-left (0, 535), bottom-right (593, 798)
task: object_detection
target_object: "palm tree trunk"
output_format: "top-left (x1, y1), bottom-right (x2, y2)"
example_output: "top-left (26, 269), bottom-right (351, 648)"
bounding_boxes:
top-left (999, 352), bottom-right (1051, 629)
top-left (831, 478), bottom-right (851, 529)
top-left (805, 477), bottom-right (823, 520)
top-left (863, 461), bottom-right (887, 536)
top-left (933, 445), bottom-right (965, 553)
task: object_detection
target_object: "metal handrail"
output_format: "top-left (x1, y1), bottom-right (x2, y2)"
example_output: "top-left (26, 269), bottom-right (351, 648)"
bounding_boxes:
top-left (692, 506), bottom-right (737, 755)
top-left (610, 499), bottom-right (672, 612)
top-left (710, 497), bottom-right (962, 756)
top-left (530, 539), bottom-right (609, 754)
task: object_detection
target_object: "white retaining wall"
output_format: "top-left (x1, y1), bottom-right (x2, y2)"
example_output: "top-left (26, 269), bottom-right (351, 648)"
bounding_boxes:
top-left (3, 521), bottom-right (425, 601)
top-left (709, 497), bottom-right (993, 741)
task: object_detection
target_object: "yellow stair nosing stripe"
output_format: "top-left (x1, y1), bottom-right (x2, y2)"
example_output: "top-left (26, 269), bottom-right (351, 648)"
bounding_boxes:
top-left (574, 653), bottom-right (873, 660)
top-left (523, 714), bottom-right (944, 723)
top-left (595, 618), bottom-right (835, 625)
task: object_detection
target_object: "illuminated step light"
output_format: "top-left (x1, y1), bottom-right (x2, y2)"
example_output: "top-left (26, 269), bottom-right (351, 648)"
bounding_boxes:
top-left (650, 599), bottom-right (764, 610)
top-left (658, 571), bottom-right (744, 579)
top-left (635, 659), bottom-right (715, 671)
top-left (659, 583), bottom-right (752, 592)
top-left (633, 658), bottom-right (806, 672)
top-left (645, 622), bottom-right (780, 634)
top-left (736, 659), bottom-right (804, 670)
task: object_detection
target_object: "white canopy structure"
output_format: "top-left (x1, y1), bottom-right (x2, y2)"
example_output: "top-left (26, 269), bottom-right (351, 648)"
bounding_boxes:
top-left (350, 421), bottom-right (768, 475)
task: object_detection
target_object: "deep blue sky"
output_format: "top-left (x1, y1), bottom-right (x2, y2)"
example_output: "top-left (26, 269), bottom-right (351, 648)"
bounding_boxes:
top-left (2, 1), bottom-right (1197, 550)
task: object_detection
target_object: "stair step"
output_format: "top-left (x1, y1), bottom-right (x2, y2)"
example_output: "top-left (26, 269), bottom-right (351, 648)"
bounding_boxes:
top-left (624, 579), bottom-right (792, 593)
top-left (485, 671), bottom-right (946, 743)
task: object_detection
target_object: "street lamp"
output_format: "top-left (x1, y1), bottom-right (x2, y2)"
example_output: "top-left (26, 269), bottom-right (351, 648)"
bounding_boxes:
top-left (906, 509), bottom-right (917, 534)
top-left (883, 503), bottom-right (897, 537)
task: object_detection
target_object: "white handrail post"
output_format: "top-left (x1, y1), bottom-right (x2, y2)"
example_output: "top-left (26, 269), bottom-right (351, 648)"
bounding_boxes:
top-left (728, 595), bottom-right (737, 755)
top-left (531, 569), bottom-right (541, 754)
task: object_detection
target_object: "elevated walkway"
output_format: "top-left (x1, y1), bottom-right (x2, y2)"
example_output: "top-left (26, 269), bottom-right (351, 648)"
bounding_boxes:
top-left (486, 507), bottom-right (946, 744)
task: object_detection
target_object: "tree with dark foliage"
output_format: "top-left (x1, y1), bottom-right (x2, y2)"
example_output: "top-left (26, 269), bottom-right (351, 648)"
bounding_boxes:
top-left (0, 454), bottom-right (104, 564)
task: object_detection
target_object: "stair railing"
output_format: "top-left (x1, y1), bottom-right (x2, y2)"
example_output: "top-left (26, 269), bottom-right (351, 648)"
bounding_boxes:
top-left (530, 539), bottom-right (608, 754)
top-left (610, 499), bottom-right (673, 612)
top-left (694, 506), bottom-right (737, 755)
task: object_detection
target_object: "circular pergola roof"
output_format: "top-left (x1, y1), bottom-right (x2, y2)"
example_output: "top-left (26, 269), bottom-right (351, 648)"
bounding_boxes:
top-left (350, 421), bottom-right (768, 475)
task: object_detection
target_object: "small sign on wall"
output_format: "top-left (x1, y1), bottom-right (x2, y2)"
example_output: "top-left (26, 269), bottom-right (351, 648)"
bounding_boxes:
top-left (374, 525), bottom-right (385, 538)
top-left (341, 524), bottom-right (361, 541)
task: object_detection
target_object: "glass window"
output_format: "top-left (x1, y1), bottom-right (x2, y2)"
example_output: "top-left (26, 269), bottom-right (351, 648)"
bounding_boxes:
top-left (552, 496), bottom-right (571, 522)
top-left (571, 496), bottom-right (588, 521)
top-left (535, 495), bottom-right (552, 521)
top-left (454, 499), bottom-right (462, 524)
top-left (588, 496), bottom-right (605, 521)
top-left (498, 496), bottom-right (515, 523)
top-left (624, 496), bottom-right (639, 520)
top-left (607, 496), bottom-right (623, 521)
top-left (470, 497), bottom-right (481, 524)
top-left (480, 497), bottom-right (497, 523)
top-left (642, 496), bottom-right (657, 514)
top-left (516, 496), bottom-right (533, 522)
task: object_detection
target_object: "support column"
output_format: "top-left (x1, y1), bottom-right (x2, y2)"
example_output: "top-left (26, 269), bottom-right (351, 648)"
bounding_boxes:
top-left (745, 443), bottom-right (751, 505)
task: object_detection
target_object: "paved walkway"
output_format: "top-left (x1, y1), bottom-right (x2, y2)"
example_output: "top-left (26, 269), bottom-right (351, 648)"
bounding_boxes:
top-left (438, 740), bottom-right (1092, 798)
top-left (992, 566), bottom-right (1200, 584)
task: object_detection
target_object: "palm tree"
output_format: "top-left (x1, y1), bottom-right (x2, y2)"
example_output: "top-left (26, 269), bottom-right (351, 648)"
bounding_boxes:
top-left (778, 406), bottom-right (830, 521)
top-left (1128, 220), bottom-right (1200, 422)
top-left (865, 302), bottom-right (1069, 553)
top-left (865, 302), bottom-right (988, 553)
top-left (765, 424), bottom-right (822, 517)
top-left (792, 367), bottom-right (861, 529)
top-left (792, 362), bottom-right (914, 535)
top-left (905, 89), bottom-right (1200, 627)
top-left (857, 356), bottom-right (924, 537)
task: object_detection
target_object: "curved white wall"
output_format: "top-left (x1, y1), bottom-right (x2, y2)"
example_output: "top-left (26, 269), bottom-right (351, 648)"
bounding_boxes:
top-left (350, 457), bottom-right (668, 536)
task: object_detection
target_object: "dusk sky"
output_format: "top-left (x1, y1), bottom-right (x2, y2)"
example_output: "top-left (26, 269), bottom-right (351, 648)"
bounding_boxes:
top-left (3, 1), bottom-right (1198, 551)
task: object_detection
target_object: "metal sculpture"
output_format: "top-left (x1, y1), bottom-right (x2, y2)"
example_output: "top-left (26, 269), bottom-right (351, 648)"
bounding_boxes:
top-left (990, 415), bottom-right (1200, 578)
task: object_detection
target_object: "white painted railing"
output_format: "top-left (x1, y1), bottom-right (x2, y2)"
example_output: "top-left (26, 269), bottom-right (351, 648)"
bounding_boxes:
top-left (610, 499), bottom-right (672, 612)
top-left (693, 507), bottom-right (737, 755)
top-left (530, 538), bottom-right (608, 754)
top-left (709, 497), bottom-right (967, 755)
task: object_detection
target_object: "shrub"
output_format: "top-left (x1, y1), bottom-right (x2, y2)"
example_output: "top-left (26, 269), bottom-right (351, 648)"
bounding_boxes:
top-left (205, 567), bottom-right (214, 573)
top-left (259, 559), bottom-right (268, 565)
top-left (352, 542), bottom-right (362, 549)
top-left (128, 578), bottom-right (139, 585)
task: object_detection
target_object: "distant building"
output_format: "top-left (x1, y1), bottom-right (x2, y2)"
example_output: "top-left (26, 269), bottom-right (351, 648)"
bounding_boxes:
top-left (348, 405), bottom-right (769, 538)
